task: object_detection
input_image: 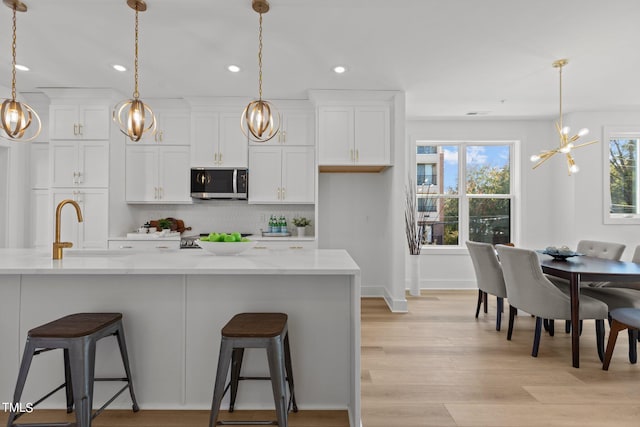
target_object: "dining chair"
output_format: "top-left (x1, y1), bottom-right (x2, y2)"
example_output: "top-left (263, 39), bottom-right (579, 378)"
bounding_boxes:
top-left (602, 307), bottom-right (640, 370)
top-left (466, 241), bottom-right (513, 332)
top-left (495, 245), bottom-right (608, 358)
top-left (600, 245), bottom-right (640, 290)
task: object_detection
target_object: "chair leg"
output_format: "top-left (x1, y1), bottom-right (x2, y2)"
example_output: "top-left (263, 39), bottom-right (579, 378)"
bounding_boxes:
top-left (283, 333), bottom-right (298, 413)
top-left (548, 319), bottom-right (555, 336)
top-left (603, 319), bottom-right (627, 370)
top-left (532, 317), bottom-right (542, 357)
top-left (229, 348), bottom-right (245, 412)
top-left (496, 297), bottom-right (503, 331)
top-left (483, 292), bottom-right (488, 314)
top-left (475, 290), bottom-right (482, 318)
top-left (595, 319), bottom-right (605, 362)
top-left (209, 339), bottom-right (234, 427)
top-left (266, 336), bottom-right (288, 427)
top-left (7, 339), bottom-right (37, 427)
top-left (115, 325), bottom-right (140, 412)
top-left (63, 348), bottom-right (74, 413)
top-left (507, 305), bottom-right (517, 341)
top-left (69, 339), bottom-right (96, 427)
top-left (565, 320), bottom-right (570, 333)
top-left (543, 318), bottom-right (549, 332)
top-left (628, 329), bottom-right (638, 364)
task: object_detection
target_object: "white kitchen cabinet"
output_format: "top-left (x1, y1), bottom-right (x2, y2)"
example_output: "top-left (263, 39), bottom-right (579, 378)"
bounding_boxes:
top-left (318, 105), bottom-right (390, 168)
top-left (50, 141), bottom-right (109, 188)
top-left (108, 239), bottom-right (180, 251)
top-left (140, 109), bottom-right (190, 145)
top-left (30, 143), bottom-right (49, 189)
top-left (252, 239), bottom-right (317, 250)
top-left (50, 104), bottom-right (110, 140)
top-left (51, 188), bottom-right (109, 249)
top-left (125, 145), bottom-right (191, 203)
top-left (249, 110), bottom-right (314, 146)
top-left (190, 111), bottom-right (247, 167)
top-left (30, 189), bottom-right (50, 248)
top-left (248, 146), bottom-right (315, 204)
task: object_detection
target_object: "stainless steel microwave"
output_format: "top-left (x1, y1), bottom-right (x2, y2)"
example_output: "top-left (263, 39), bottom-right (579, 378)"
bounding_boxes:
top-left (190, 168), bottom-right (248, 200)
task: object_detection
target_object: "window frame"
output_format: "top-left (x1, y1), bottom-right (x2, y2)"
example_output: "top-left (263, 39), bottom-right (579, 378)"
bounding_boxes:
top-left (603, 126), bottom-right (640, 225)
top-left (414, 139), bottom-right (518, 251)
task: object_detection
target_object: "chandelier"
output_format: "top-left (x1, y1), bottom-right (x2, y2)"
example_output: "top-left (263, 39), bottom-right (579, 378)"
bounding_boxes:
top-left (530, 59), bottom-right (597, 175)
top-left (0, 0), bottom-right (41, 142)
top-left (113, 0), bottom-right (156, 142)
top-left (241, 0), bottom-right (280, 143)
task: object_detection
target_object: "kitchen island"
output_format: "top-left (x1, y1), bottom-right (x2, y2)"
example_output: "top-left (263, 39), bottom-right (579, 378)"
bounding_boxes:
top-left (0, 248), bottom-right (361, 427)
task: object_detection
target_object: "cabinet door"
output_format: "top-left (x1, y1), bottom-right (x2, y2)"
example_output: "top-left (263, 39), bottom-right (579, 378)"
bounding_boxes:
top-left (280, 111), bottom-right (314, 145)
top-left (78, 141), bottom-right (109, 187)
top-left (190, 111), bottom-right (220, 166)
top-left (281, 147), bottom-right (315, 203)
top-left (158, 146), bottom-right (191, 202)
top-left (125, 146), bottom-right (159, 202)
top-left (50, 189), bottom-right (79, 246)
top-left (79, 105), bottom-right (110, 140)
top-left (318, 107), bottom-right (353, 165)
top-left (248, 146), bottom-right (282, 203)
top-left (50, 105), bottom-right (79, 140)
top-left (75, 189), bottom-right (109, 248)
top-left (155, 111), bottom-right (190, 145)
top-left (219, 113), bottom-right (248, 167)
top-left (50, 142), bottom-right (78, 187)
top-left (30, 189), bottom-right (50, 248)
top-left (354, 106), bottom-right (390, 165)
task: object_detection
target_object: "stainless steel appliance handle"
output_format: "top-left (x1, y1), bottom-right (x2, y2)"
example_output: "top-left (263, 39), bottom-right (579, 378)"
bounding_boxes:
top-left (233, 169), bottom-right (238, 194)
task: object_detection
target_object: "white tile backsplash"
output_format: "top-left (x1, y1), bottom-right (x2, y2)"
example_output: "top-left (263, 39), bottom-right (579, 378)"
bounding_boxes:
top-left (121, 202), bottom-right (315, 237)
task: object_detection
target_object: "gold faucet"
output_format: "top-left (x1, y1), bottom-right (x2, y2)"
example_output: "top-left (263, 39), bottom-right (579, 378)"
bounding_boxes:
top-left (53, 199), bottom-right (83, 260)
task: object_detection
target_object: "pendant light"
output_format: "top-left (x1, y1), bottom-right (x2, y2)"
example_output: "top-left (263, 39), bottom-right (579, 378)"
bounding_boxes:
top-left (530, 59), bottom-right (597, 175)
top-left (113, 0), bottom-right (156, 142)
top-left (0, 0), bottom-right (41, 142)
top-left (241, 0), bottom-right (280, 143)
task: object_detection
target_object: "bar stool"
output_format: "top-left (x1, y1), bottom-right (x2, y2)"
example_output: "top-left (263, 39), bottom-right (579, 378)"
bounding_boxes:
top-left (6, 313), bottom-right (139, 427)
top-left (209, 313), bottom-right (298, 427)
top-left (603, 307), bottom-right (640, 370)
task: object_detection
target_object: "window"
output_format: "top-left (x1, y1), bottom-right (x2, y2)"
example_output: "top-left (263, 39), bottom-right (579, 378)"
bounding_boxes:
top-left (604, 127), bottom-right (640, 224)
top-left (416, 142), bottom-right (515, 246)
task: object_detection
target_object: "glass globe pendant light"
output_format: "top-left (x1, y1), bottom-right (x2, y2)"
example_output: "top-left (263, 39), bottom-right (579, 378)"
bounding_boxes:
top-left (241, 0), bottom-right (280, 143)
top-left (0, 0), bottom-right (41, 142)
top-left (530, 59), bottom-right (597, 175)
top-left (113, 0), bottom-right (156, 142)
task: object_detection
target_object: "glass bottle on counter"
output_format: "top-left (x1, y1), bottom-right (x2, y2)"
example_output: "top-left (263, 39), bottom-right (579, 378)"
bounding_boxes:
top-left (268, 215), bottom-right (276, 233)
top-left (281, 216), bottom-right (288, 234)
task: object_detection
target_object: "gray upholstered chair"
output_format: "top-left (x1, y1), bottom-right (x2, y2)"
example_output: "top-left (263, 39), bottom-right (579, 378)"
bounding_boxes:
top-left (600, 245), bottom-right (640, 290)
top-left (495, 245), bottom-right (608, 358)
top-left (577, 240), bottom-right (626, 260)
top-left (466, 241), bottom-right (513, 332)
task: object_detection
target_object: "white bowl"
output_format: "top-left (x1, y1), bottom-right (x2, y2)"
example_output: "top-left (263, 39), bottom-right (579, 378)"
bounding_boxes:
top-left (196, 239), bottom-right (256, 255)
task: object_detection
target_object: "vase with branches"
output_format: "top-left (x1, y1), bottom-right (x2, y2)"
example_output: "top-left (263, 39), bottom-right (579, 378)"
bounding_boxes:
top-left (405, 176), bottom-right (425, 296)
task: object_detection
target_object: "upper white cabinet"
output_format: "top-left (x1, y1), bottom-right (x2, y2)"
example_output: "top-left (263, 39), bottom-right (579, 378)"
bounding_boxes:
top-left (249, 110), bottom-right (314, 146)
top-left (50, 141), bottom-right (109, 188)
top-left (125, 145), bottom-right (191, 203)
top-left (50, 104), bottom-right (110, 140)
top-left (318, 105), bottom-right (390, 169)
top-left (248, 146), bottom-right (315, 204)
top-left (140, 109), bottom-right (190, 145)
top-left (190, 111), bottom-right (248, 167)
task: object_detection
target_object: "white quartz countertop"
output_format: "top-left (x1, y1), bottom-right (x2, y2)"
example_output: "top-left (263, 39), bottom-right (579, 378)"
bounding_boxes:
top-left (0, 248), bottom-right (360, 276)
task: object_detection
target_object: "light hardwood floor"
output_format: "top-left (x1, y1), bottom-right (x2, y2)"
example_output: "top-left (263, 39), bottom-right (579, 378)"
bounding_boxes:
top-left (2, 290), bottom-right (640, 426)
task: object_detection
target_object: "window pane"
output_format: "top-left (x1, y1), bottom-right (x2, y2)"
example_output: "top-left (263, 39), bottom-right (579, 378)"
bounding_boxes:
top-left (466, 145), bottom-right (510, 194)
top-left (609, 138), bottom-right (638, 214)
top-left (469, 198), bottom-right (511, 244)
top-left (442, 146), bottom-right (459, 194)
top-left (417, 163), bottom-right (437, 185)
top-left (419, 197), bottom-right (458, 246)
top-left (417, 145), bottom-right (437, 154)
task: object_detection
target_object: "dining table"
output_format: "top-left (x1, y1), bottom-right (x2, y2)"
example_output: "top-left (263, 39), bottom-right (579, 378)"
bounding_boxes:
top-left (540, 255), bottom-right (640, 368)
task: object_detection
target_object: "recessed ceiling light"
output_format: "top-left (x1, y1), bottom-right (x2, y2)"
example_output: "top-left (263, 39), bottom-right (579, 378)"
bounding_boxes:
top-left (333, 66), bottom-right (346, 74)
top-left (15, 64), bottom-right (29, 71)
top-left (228, 65), bottom-right (241, 73)
top-left (113, 64), bottom-right (127, 72)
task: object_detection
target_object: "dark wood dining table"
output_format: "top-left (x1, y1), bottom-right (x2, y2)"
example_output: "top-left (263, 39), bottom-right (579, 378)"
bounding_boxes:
top-left (540, 255), bottom-right (640, 368)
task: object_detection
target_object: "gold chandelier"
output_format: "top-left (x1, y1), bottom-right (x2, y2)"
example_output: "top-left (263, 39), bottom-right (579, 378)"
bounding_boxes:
top-left (113, 0), bottom-right (156, 142)
top-left (0, 0), bottom-right (41, 142)
top-left (241, 0), bottom-right (280, 143)
top-left (530, 59), bottom-right (597, 175)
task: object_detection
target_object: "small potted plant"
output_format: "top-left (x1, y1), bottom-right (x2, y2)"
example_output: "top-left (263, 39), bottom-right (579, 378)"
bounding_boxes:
top-left (292, 217), bottom-right (311, 237)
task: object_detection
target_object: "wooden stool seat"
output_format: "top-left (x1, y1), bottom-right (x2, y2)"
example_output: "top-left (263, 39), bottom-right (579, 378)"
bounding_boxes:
top-left (222, 313), bottom-right (287, 338)
top-left (603, 307), bottom-right (640, 370)
top-left (29, 313), bottom-right (122, 338)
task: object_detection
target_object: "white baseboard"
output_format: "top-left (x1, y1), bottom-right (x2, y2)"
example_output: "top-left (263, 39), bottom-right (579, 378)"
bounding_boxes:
top-left (361, 285), bottom-right (408, 312)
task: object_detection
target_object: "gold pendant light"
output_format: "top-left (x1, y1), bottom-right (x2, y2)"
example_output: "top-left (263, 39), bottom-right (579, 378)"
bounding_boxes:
top-left (0, 0), bottom-right (41, 142)
top-left (113, 0), bottom-right (156, 142)
top-left (530, 59), bottom-right (597, 175)
top-left (241, 0), bottom-right (280, 143)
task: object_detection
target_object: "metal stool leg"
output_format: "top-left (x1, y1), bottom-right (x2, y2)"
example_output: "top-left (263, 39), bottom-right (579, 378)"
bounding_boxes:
top-left (266, 336), bottom-right (288, 427)
top-left (209, 338), bottom-right (234, 427)
top-left (6, 339), bottom-right (37, 427)
top-left (229, 348), bottom-right (244, 412)
top-left (69, 339), bottom-right (96, 427)
top-left (283, 333), bottom-right (298, 413)
top-left (63, 348), bottom-right (74, 413)
top-left (114, 323), bottom-right (140, 412)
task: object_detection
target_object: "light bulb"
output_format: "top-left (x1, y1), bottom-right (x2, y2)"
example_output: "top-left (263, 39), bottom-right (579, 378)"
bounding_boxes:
top-left (6, 108), bottom-right (18, 124)
top-left (561, 126), bottom-right (570, 135)
top-left (530, 154), bottom-right (541, 162)
top-left (569, 163), bottom-right (579, 174)
top-left (559, 145), bottom-right (571, 154)
top-left (578, 128), bottom-right (589, 137)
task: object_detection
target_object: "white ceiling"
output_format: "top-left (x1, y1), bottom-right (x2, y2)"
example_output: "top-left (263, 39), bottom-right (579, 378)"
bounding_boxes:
top-left (2, 0), bottom-right (640, 120)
